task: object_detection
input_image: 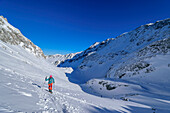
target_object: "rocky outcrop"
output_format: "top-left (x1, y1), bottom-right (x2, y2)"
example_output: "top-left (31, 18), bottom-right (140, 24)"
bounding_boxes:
top-left (0, 16), bottom-right (46, 58)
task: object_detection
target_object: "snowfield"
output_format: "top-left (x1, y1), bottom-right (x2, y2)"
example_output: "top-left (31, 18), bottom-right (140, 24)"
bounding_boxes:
top-left (0, 40), bottom-right (158, 113)
top-left (0, 16), bottom-right (170, 113)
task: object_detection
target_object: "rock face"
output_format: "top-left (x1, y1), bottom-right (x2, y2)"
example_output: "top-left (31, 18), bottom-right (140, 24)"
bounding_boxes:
top-left (60, 18), bottom-right (170, 83)
top-left (0, 16), bottom-right (46, 58)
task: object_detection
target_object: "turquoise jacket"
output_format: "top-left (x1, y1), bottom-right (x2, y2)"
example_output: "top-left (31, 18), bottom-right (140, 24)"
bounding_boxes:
top-left (45, 77), bottom-right (55, 84)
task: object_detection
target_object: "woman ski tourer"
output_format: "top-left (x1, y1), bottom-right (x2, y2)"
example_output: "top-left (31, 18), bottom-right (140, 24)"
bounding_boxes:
top-left (45, 75), bottom-right (55, 93)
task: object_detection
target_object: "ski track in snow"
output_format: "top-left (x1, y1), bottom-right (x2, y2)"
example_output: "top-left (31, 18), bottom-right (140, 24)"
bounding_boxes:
top-left (35, 84), bottom-right (79, 113)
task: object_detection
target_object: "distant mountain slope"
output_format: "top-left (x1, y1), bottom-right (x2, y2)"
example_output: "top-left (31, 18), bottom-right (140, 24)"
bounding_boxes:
top-left (47, 52), bottom-right (81, 66)
top-left (0, 16), bottom-right (46, 58)
top-left (59, 18), bottom-right (170, 83)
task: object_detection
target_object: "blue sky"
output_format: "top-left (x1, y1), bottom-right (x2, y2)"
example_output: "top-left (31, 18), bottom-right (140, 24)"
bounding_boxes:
top-left (0, 0), bottom-right (170, 55)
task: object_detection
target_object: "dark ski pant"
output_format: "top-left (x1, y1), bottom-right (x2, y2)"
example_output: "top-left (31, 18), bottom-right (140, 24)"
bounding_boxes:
top-left (48, 83), bottom-right (53, 92)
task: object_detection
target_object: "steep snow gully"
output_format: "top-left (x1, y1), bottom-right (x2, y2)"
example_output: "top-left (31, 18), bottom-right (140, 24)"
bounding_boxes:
top-left (0, 16), bottom-right (170, 113)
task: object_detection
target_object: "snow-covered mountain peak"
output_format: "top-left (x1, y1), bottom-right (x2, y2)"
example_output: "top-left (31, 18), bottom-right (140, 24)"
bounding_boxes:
top-left (89, 42), bottom-right (100, 49)
top-left (146, 23), bottom-right (154, 26)
top-left (0, 16), bottom-right (46, 58)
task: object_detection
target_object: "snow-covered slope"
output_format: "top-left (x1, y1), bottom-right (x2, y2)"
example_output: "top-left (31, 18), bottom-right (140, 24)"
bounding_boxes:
top-left (60, 18), bottom-right (170, 83)
top-left (0, 40), bottom-right (72, 112)
top-left (47, 52), bottom-right (81, 66)
top-left (1, 16), bottom-right (166, 113)
top-left (58, 18), bottom-right (170, 113)
top-left (0, 16), bottom-right (45, 58)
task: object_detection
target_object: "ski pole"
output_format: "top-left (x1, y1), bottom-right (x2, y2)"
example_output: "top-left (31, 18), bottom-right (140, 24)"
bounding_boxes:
top-left (54, 82), bottom-right (55, 90)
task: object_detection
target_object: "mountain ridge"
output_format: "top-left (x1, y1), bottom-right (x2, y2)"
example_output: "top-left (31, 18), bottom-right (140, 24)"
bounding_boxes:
top-left (0, 16), bottom-right (46, 58)
top-left (59, 18), bottom-right (170, 83)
